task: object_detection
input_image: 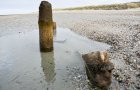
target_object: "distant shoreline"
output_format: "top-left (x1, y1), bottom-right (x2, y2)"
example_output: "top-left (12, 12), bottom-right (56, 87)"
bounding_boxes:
top-left (1, 7), bottom-right (140, 15)
top-left (0, 2), bottom-right (140, 15)
top-left (55, 2), bottom-right (140, 11)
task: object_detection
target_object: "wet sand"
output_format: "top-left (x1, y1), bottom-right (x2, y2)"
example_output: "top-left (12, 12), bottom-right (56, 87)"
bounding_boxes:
top-left (0, 9), bottom-right (140, 89)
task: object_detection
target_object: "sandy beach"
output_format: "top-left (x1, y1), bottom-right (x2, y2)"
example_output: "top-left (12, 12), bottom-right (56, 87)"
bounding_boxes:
top-left (0, 9), bottom-right (140, 89)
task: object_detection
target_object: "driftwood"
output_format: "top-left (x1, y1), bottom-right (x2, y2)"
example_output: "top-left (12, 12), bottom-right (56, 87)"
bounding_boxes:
top-left (82, 51), bottom-right (114, 89)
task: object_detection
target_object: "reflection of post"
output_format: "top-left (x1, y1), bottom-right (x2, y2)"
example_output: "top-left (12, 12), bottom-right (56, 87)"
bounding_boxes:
top-left (38, 1), bottom-right (53, 52)
top-left (41, 52), bottom-right (55, 83)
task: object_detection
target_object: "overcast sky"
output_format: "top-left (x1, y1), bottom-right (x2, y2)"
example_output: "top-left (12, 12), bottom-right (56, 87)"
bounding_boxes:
top-left (0, 0), bottom-right (139, 13)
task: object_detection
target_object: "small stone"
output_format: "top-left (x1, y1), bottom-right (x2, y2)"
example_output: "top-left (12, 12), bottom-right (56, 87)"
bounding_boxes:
top-left (136, 74), bottom-right (140, 78)
top-left (130, 68), bottom-right (133, 71)
top-left (135, 83), bottom-right (140, 89)
top-left (77, 75), bottom-right (81, 78)
top-left (137, 65), bottom-right (140, 69)
top-left (133, 59), bottom-right (137, 63)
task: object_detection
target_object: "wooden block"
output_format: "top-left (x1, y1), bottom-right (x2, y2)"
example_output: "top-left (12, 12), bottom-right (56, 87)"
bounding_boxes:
top-left (82, 51), bottom-right (114, 89)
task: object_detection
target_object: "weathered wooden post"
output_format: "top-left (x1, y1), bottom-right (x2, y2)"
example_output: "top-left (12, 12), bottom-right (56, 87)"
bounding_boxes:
top-left (53, 22), bottom-right (56, 36)
top-left (38, 1), bottom-right (54, 52)
top-left (53, 22), bottom-right (56, 30)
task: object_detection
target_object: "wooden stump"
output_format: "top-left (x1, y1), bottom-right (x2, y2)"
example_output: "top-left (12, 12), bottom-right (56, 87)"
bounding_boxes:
top-left (38, 1), bottom-right (53, 52)
top-left (82, 51), bottom-right (114, 89)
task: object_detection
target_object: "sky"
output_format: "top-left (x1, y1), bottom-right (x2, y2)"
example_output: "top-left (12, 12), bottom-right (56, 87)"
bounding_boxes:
top-left (0, 0), bottom-right (139, 14)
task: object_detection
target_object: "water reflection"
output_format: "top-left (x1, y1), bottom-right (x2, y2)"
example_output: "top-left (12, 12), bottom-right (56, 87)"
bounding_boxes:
top-left (41, 52), bottom-right (56, 84)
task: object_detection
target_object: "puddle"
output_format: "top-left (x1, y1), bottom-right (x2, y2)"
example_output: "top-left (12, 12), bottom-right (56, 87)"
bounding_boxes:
top-left (0, 28), bottom-right (110, 90)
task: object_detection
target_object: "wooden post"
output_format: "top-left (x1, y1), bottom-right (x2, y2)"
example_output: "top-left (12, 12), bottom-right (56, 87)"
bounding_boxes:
top-left (53, 22), bottom-right (56, 36)
top-left (53, 22), bottom-right (56, 30)
top-left (38, 1), bottom-right (53, 52)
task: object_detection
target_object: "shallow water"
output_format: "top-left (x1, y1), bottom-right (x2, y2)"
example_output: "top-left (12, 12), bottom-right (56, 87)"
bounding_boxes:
top-left (0, 28), bottom-right (110, 90)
